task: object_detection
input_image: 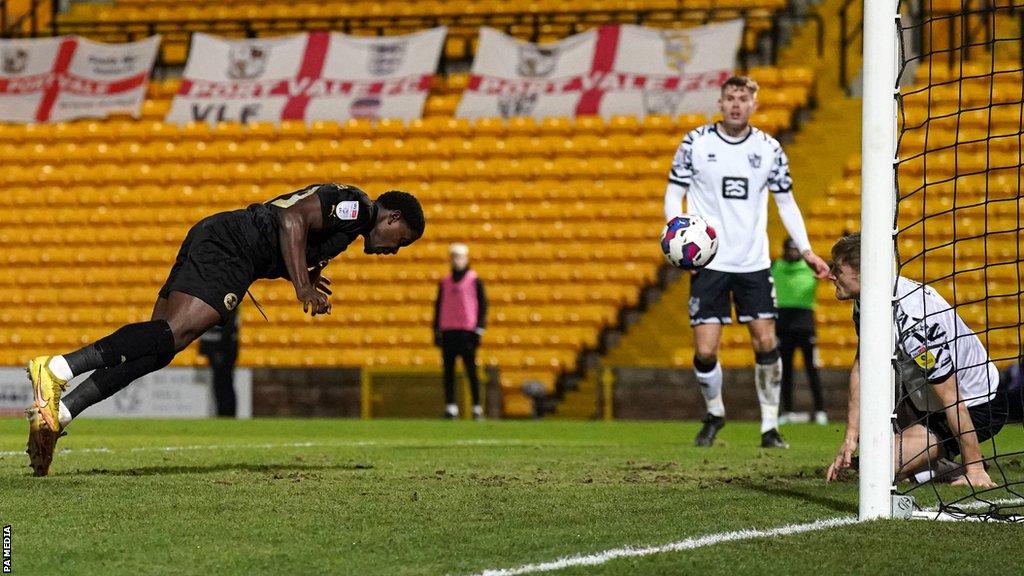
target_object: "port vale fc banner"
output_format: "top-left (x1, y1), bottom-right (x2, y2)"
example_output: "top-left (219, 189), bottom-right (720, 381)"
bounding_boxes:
top-left (456, 20), bottom-right (743, 120)
top-left (167, 28), bottom-right (447, 125)
top-left (0, 35), bottom-right (159, 123)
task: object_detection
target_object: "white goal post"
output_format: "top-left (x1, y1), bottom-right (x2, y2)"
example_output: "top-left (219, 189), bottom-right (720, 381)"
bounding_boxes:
top-left (859, 0), bottom-right (898, 520)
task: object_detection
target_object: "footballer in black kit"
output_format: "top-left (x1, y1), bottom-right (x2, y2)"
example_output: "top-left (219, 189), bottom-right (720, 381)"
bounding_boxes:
top-left (24, 183), bottom-right (425, 476)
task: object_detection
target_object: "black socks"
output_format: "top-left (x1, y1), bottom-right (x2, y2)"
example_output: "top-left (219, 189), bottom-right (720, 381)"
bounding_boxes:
top-left (64, 320), bottom-right (175, 377)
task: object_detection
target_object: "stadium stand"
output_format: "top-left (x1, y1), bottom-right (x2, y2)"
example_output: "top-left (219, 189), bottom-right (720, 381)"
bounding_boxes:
top-left (0, 0), bottom-right (820, 417)
top-left (0, 64), bottom-right (813, 417)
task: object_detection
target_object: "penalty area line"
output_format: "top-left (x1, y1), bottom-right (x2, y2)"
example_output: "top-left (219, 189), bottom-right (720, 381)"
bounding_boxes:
top-left (465, 516), bottom-right (861, 576)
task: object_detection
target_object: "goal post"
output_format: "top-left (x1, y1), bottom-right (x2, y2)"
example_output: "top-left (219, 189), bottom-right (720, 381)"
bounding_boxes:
top-left (859, 0), bottom-right (899, 520)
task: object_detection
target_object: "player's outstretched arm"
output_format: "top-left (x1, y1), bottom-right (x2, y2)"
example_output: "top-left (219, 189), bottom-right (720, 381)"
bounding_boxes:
top-left (827, 357), bottom-right (861, 482)
top-left (932, 374), bottom-right (997, 488)
top-left (277, 195), bottom-right (331, 317)
top-left (773, 192), bottom-right (829, 278)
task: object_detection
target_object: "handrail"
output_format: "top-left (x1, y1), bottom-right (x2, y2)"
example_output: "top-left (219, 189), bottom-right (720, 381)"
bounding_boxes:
top-left (0, 0), bottom-right (56, 38)
top-left (838, 0), bottom-right (863, 93)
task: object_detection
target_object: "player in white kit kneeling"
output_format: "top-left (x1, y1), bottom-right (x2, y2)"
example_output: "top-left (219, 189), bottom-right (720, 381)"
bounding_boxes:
top-left (825, 233), bottom-right (1006, 487)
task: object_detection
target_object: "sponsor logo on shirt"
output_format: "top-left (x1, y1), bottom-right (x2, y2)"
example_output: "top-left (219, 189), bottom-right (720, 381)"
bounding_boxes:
top-left (335, 201), bottom-right (359, 220)
top-left (721, 176), bottom-right (749, 199)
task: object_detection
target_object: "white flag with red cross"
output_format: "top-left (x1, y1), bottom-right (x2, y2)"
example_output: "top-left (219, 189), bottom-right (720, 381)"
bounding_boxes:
top-left (456, 20), bottom-right (744, 120)
top-left (0, 35), bottom-right (159, 123)
top-left (166, 28), bottom-right (446, 126)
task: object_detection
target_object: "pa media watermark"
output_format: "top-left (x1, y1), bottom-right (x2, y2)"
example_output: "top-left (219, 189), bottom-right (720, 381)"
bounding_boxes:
top-left (3, 524), bottom-right (10, 573)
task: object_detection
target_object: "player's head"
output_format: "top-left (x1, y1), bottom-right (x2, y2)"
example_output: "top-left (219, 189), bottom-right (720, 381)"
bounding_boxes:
top-left (782, 237), bottom-right (801, 262)
top-left (366, 190), bottom-right (425, 255)
top-left (718, 76), bottom-right (758, 132)
top-left (449, 242), bottom-right (469, 271)
top-left (829, 233), bottom-right (861, 300)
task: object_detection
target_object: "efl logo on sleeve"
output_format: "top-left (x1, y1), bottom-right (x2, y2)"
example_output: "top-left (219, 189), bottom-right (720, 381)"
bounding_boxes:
top-left (722, 177), bottom-right (749, 199)
top-left (335, 201), bottom-right (359, 220)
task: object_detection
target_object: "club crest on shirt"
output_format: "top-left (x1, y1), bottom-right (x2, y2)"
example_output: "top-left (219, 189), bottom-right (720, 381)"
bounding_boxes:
top-left (335, 200), bottom-right (359, 220)
top-left (748, 153), bottom-right (762, 168)
top-left (224, 293), bottom-right (239, 311)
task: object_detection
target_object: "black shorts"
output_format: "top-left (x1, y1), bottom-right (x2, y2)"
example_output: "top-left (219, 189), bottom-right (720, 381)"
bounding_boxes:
top-left (688, 268), bottom-right (777, 326)
top-left (923, 392), bottom-right (1008, 458)
top-left (159, 210), bottom-right (260, 325)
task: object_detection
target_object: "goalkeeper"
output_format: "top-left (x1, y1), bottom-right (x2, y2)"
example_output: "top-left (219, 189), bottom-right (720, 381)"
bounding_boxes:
top-left (825, 234), bottom-right (1007, 488)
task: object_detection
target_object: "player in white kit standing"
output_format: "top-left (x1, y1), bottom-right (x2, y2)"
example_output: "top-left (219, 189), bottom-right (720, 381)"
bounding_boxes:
top-left (664, 76), bottom-right (830, 448)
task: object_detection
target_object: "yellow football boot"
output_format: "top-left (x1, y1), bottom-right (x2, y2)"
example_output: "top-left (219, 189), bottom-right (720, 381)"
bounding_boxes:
top-left (25, 356), bottom-right (69, 477)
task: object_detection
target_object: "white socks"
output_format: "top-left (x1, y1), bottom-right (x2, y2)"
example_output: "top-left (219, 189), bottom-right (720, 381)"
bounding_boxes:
top-left (472, 405), bottom-right (483, 418)
top-left (695, 362), bottom-right (725, 417)
top-left (58, 400), bottom-right (73, 428)
top-left (48, 355), bottom-right (74, 381)
top-left (756, 359), bottom-right (782, 433)
top-left (445, 403), bottom-right (459, 417)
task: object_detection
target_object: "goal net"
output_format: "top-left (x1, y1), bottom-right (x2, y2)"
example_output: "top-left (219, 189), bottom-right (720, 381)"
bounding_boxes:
top-left (891, 0), bottom-right (1024, 521)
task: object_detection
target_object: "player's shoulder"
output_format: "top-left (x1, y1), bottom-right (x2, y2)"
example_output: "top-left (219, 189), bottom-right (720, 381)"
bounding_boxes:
top-left (896, 276), bottom-right (951, 314)
top-left (681, 123), bottom-right (717, 146)
top-left (315, 183), bottom-right (372, 223)
top-left (317, 182), bottom-right (368, 199)
top-left (750, 126), bottom-right (785, 151)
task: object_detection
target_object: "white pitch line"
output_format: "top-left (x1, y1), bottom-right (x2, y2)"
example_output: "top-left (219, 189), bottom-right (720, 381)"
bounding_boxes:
top-left (0, 438), bottom-right (564, 458)
top-left (467, 516), bottom-right (861, 576)
top-left (920, 496), bottom-right (1024, 512)
top-left (0, 440), bottom-right (341, 457)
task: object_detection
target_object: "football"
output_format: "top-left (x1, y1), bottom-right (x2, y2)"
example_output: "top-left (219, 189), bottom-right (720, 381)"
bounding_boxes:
top-left (660, 214), bottom-right (718, 269)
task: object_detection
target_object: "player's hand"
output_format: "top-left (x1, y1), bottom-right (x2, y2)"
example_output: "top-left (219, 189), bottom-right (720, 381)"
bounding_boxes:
top-left (803, 250), bottom-right (831, 279)
top-left (297, 284), bottom-right (331, 317)
top-left (314, 274), bottom-right (332, 297)
top-left (952, 464), bottom-right (997, 489)
top-left (826, 437), bottom-right (858, 482)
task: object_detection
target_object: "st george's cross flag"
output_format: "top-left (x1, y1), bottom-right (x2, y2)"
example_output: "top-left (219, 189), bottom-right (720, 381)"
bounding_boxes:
top-left (166, 28), bottom-right (446, 126)
top-left (0, 35), bottom-right (160, 123)
top-left (456, 20), bottom-right (744, 120)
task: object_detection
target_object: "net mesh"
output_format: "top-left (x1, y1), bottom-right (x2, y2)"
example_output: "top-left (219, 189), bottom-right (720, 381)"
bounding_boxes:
top-left (894, 0), bottom-right (1024, 520)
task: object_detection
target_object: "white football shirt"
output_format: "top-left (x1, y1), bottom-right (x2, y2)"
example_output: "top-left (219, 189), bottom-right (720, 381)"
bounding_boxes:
top-left (854, 276), bottom-right (998, 411)
top-left (667, 123), bottom-right (794, 273)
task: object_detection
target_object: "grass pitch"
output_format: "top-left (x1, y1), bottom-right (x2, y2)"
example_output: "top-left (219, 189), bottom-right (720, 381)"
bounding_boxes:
top-left (1, 417), bottom-right (1022, 575)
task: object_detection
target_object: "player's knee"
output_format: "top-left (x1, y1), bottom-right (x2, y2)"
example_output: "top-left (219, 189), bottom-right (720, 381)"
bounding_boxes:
top-left (171, 324), bottom-right (207, 352)
top-left (752, 334), bottom-right (777, 354)
top-left (755, 348), bottom-right (781, 365)
top-left (693, 354), bottom-right (718, 373)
